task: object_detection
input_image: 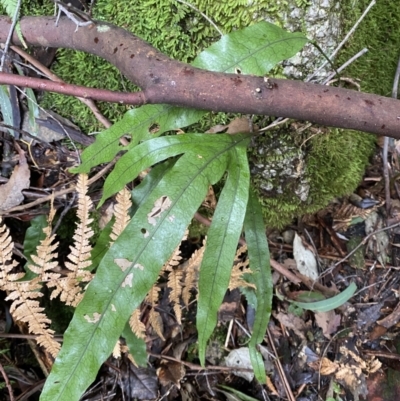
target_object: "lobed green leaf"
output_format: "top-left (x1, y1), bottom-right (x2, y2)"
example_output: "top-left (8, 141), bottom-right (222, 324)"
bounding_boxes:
top-left (73, 105), bottom-right (205, 173)
top-left (100, 133), bottom-right (237, 204)
top-left (40, 134), bottom-right (244, 401)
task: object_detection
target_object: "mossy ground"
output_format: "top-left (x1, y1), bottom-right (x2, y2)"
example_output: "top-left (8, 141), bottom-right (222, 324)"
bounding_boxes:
top-left (6, 0), bottom-right (396, 227)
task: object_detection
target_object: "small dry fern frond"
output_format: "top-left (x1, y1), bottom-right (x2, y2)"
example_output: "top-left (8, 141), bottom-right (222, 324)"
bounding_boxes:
top-left (228, 245), bottom-right (255, 291)
top-left (112, 339), bottom-right (122, 359)
top-left (162, 231), bottom-right (187, 324)
top-left (0, 218), bottom-right (24, 289)
top-left (0, 216), bottom-right (59, 357)
top-left (145, 286), bottom-right (165, 341)
top-left (47, 174), bottom-right (93, 306)
top-left (110, 187), bottom-right (132, 243)
top-left (228, 259), bottom-right (255, 291)
top-left (167, 268), bottom-right (183, 324)
top-left (27, 203), bottom-right (59, 281)
top-left (182, 239), bottom-right (205, 306)
top-left (129, 308), bottom-right (146, 340)
top-left (6, 277), bottom-right (60, 357)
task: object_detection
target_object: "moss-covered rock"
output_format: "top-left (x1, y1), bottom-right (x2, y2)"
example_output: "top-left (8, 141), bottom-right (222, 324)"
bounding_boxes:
top-left (249, 124), bottom-right (375, 228)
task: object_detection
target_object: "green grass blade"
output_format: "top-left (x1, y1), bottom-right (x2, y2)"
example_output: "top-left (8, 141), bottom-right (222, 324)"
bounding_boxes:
top-left (244, 189), bottom-right (272, 384)
top-left (197, 139), bottom-right (250, 365)
top-left (40, 136), bottom-right (240, 401)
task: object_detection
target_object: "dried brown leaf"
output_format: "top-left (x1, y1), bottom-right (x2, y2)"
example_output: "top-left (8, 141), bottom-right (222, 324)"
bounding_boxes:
top-left (0, 149), bottom-right (30, 212)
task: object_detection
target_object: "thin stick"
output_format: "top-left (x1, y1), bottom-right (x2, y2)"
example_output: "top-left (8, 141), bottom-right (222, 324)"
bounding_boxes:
top-left (174, 0), bottom-right (223, 36)
top-left (0, 362), bottom-right (15, 401)
top-left (266, 328), bottom-right (296, 401)
top-left (320, 221), bottom-right (400, 275)
top-left (10, 45), bottom-right (112, 129)
top-left (0, 72), bottom-right (146, 106)
top-left (0, 0), bottom-right (21, 71)
top-left (385, 55), bottom-right (400, 216)
top-left (307, 0), bottom-right (376, 81)
top-left (322, 48), bottom-right (368, 84)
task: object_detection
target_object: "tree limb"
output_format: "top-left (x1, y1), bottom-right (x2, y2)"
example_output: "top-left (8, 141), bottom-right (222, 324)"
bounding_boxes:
top-left (0, 16), bottom-right (399, 138)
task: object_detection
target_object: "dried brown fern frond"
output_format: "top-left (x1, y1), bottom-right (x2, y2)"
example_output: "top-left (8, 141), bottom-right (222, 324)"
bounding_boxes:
top-left (228, 245), bottom-right (255, 291)
top-left (182, 239), bottom-right (205, 306)
top-left (1, 213), bottom-right (60, 357)
top-left (145, 286), bottom-right (165, 341)
top-left (47, 174), bottom-right (93, 307)
top-left (112, 339), bottom-right (122, 359)
top-left (167, 268), bottom-right (184, 324)
top-left (162, 231), bottom-right (187, 324)
top-left (110, 187), bottom-right (132, 243)
top-left (129, 308), bottom-right (146, 340)
top-left (27, 202), bottom-right (59, 281)
top-left (0, 218), bottom-right (24, 289)
top-left (6, 277), bottom-right (60, 357)
top-left (228, 259), bottom-right (255, 291)
top-left (161, 230), bottom-right (187, 273)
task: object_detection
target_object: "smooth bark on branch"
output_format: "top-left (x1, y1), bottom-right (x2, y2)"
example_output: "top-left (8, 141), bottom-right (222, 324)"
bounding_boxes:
top-left (0, 16), bottom-right (399, 138)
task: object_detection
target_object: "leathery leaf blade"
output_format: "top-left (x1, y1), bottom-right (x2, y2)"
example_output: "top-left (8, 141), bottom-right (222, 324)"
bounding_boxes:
top-left (193, 21), bottom-right (308, 75)
top-left (130, 159), bottom-right (176, 215)
top-left (292, 283), bottom-right (357, 312)
top-left (100, 133), bottom-right (230, 204)
top-left (40, 135), bottom-right (245, 401)
top-left (244, 189), bottom-right (272, 384)
top-left (197, 138), bottom-right (250, 365)
top-left (73, 105), bottom-right (205, 173)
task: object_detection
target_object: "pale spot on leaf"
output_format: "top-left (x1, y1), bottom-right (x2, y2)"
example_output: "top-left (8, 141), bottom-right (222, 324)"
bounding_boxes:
top-left (111, 304), bottom-right (116, 312)
top-left (147, 195), bottom-right (172, 226)
top-left (122, 273), bottom-right (133, 288)
top-left (84, 312), bottom-right (101, 323)
top-left (114, 258), bottom-right (131, 271)
top-left (134, 263), bottom-right (144, 270)
top-left (97, 25), bottom-right (110, 32)
top-left (168, 215), bottom-right (175, 222)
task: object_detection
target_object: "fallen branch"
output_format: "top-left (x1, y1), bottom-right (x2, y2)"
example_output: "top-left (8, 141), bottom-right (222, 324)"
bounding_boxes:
top-left (0, 16), bottom-right (399, 138)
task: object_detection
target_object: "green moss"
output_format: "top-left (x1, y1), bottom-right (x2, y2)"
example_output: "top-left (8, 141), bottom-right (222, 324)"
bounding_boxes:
top-left (250, 126), bottom-right (375, 228)
top-left (337, 0), bottom-right (400, 97)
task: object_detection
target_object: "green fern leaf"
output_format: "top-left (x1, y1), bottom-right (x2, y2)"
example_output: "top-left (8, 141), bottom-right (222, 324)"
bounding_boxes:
top-left (40, 134), bottom-right (247, 401)
top-left (197, 138), bottom-right (250, 365)
top-left (244, 189), bottom-right (273, 384)
top-left (99, 133), bottom-right (243, 205)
